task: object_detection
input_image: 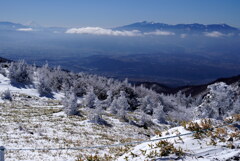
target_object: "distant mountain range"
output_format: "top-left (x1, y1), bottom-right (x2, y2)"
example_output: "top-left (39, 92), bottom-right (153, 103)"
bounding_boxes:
top-left (137, 74), bottom-right (240, 96)
top-left (0, 21), bottom-right (239, 33)
top-left (0, 21), bottom-right (66, 32)
top-left (0, 21), bottom-right (27, 30)
top-left (1, 22), bottom-right (240, 87)
top-left (1, 56), bottom-right (239, 98)
top-left (115, 21), bottom-right (239, 32)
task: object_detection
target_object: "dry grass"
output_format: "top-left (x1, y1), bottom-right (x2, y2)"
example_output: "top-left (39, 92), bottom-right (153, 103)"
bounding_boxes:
top-left (0, 92), bottom-right (162, 160)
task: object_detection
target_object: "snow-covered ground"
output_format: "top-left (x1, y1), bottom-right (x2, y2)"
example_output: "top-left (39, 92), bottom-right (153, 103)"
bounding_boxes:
top-left (0, 73), bottom-right (64, 102)
top-left (0, 73), bottom-right (155, 160)
top-left (0, 72), bottom-right (239, 161)
top-left (117, 120), bottom-right (240, 161)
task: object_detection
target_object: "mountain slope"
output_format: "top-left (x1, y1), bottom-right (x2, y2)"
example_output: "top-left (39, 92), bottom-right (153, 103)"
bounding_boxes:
top-left (0, 59), bottom-right (240, 160)
top-left (138, 74), bottom-right (240, 96)
top-left (0, 57), bottom-right (11, 63)
top-left (117, 118), bottom-right (240, 161)
top-left (115, 21), bottom-right (239, 33)
top-left (0, 21), bottom-right (28, 31)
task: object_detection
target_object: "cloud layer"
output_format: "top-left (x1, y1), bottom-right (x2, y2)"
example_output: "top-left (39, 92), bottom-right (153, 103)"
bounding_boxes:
top-left (204, 31), bottom-right (236, 38)
top-left (66, 27), bottom-right (176, 37)
top-left (66, 27), bottom-right (141, 36)
top-left (17, 28), bottom-right (33, 31)
top-left (144, 30), bottom-right (175, 36)
top-left (66, 27), bottom-right (236, 38)
top-left (204, 31), bottom-right (224, 38)
top-left (180, 34), bottom-right (187, 38)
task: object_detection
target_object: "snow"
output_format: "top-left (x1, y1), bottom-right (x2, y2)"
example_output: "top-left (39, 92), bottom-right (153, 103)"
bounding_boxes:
top-left (0, 73), bottom-right (153, 160)
top-left (0, 69), bottom-right (239, 160)
top-left (0, 73), bottom-right (64, 100)
top-left (117, 121), bottom-right (240, 161)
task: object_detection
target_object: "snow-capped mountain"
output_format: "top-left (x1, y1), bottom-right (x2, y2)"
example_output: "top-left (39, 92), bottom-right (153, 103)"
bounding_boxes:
top-left (115, 21), bottom-right (239, 33)
top-left (0, 21), bottom-right (239, 34)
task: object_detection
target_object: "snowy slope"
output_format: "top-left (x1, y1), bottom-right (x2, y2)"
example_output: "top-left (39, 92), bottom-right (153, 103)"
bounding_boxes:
top-left (0, 73), bottom-right (158, 160)
top-left (117, 119), bottom-right (240, 161)
top-left (1, 64), bottom-right (240, 161)
top-left (0, 73), bottom-right (64, 102)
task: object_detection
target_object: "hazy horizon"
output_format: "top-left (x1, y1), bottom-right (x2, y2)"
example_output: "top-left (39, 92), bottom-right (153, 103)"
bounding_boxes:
top-left (1, 0), bottom-right (240, 28)
top-left (1, 0), bottom-right (240, 86)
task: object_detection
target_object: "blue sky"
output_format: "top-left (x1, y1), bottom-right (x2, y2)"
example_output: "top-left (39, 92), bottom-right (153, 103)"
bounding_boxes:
top-left (0, 0), bottom-right (240, 28)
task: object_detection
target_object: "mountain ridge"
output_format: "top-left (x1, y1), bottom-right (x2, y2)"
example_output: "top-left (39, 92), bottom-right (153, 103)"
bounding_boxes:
top-left (135, 74), bottom-right (240, 96)
top-left (0, 21), bottom-right (239, 32)
top-left (1, 56), bottom-right (239, 97)
top-left (115, 21), bottom-right (239, 32)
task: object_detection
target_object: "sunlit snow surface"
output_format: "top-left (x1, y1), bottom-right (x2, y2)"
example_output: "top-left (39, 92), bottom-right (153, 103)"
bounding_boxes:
top-left (0, 74), bottom-right (152, 160)
top-left (0, 73), bottom-right (239, 161)
top-left (117, 124), bottom-right (240, 161)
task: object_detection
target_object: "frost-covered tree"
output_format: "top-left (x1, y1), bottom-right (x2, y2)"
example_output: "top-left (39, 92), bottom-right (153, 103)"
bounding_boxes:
top-left (37, 63), bottom-right (52, 96)
top-left (83, 87), bottom-right (96, 108)
top-left (62, 88), bottom-right (78, 115)
top-left (138, 95), bottom-right (154, 114)
top-left (8, 60), bottom-right (33, 84)
top-left (232, 98), bottom-right (240, 115)
top-left (168, 104), bottom-right (195, 122)
top-left (196, 82), bottom-right (236, 119)
top-left (110, 97), bottom-right (119, 114)
top-left (140, 112), bottom-right (153, 128)
top-left (117, 91), bottom-right (130, 111)
top-left (0, 65), bottom-right (6, 76)
top-left (102, 90), bottom-right (113, 109)
top-left (1, 89), bottom-right (12, 101)
top-left (50, 66), bottom-right (67, 92)
top-left (89, 98), bottom-right (104, 124)
top-left (153, 103), bottom-right (166, 123)
top-left (110, 91), bottom-right (129, 119)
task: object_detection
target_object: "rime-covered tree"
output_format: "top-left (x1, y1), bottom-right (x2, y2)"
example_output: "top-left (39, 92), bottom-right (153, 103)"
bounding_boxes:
top-left (110, 91), bottom-right (129, 119)
top-left (1, 89), bottom-right (12, 101)
top-left (232, 97), bottom-right (240, 115)
top-left (50, 66), bottom-right (67, 92)
top-left (89, 98), bottom-right (105, 124)
top-left (0, 65), bottom-right (6, 76)
top-left (138, 95), bottom-right (154, 114)
top-left (140, 112), bottom-right (153, 128)
top-left (63, 89), bottom-right (78, 115)
top-left (37, 63), bottom-right (52, 96)
top-left (83, 87), bottom-right (96, 108)
top-left (110, 97), bottom-right (119, 114)
top-left (153, 103), bottom-right (166, 123)
top-left (103, 90), bottom-right (113, 109)
top-left (196, 82), bottom-right (236, 119)
top-left (117, 91), bottom-right (130, 110)
top-left (8, 60), bottom-right (33, 84)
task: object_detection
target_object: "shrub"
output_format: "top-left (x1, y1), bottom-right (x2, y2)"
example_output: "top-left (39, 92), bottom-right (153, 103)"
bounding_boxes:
top-left (1, 89), bottom-right (12, 101)
top-left (37, 63), bottom-right (53, 96)
top-left (62, 90), bottom-right (78, 115)
top-left (0, 66), bottom-right (6, 76)
top-left (8, 60), bottom-right (33, 84)
top-left (184, 119), bottom-right (213, 139)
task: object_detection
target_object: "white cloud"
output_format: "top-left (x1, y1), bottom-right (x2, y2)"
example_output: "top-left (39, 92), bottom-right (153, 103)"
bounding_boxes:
top-left (66, 27), bottom-right (141, 36)
top-left (226, 33), bottom-right (234, 37)
top-left (144, 30), bottom-right (175, 36)
top-left (66, 27), bottom-right (179, 37)
top-left (180, 34), bottom-right (187, 38)
top-left (17, 28), bottom-right (33, 31)
top-left (204, 31), bottom-right (224, 38)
